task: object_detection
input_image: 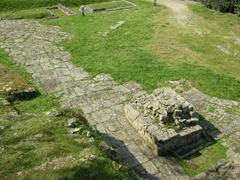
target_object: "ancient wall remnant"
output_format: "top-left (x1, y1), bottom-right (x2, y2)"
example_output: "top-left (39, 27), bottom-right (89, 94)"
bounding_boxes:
top-left (125, 87), bottom-right (204, 155)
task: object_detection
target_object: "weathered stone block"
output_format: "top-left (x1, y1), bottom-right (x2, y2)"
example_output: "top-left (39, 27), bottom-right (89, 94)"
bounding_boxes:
top-left (125, 87), bottom-right (204, 155)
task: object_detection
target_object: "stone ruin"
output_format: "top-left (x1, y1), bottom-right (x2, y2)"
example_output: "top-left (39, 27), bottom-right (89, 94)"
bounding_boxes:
top-left (79, 0), bottom-right (137, 16)
top-left (125, 87), bottom-right (205, 155)
top-left (137, 88), bottom-right (199, 128)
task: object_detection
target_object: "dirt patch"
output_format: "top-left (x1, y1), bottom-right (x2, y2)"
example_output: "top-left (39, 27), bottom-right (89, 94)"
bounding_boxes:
top-left (153, 0), bottom-right (192, 24)
top-left (0, 64), bottom-right (36, 99)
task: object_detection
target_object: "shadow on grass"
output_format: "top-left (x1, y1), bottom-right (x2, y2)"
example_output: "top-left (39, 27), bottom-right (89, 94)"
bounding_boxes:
top-left (198, 113), bottom-right (222, 139)
top-left (100, 132), bottom-right (158, 179)
top-left (62, 131), bottom-right (159, 179)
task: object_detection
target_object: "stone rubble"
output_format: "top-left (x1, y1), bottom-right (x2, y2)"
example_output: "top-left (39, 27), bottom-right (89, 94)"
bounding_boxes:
top-left (125, 87), bottom-right (204, 155)
top-left (133, 87), bottom-right (199, 129)
top-left (101, 21), bottom-right (125, 37)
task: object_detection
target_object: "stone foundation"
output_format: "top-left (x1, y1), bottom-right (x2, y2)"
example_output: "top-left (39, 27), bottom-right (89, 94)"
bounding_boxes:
top-left (125, 88), bottom-right (204, 155)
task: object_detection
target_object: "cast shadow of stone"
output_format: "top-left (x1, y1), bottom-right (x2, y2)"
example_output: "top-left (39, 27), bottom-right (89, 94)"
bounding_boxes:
top-left (99, 132), bottom-right (159, 179)
top-left (59, 110), bottom-right (159, 179)
top-left (62, 131), bottom-right (159, 179)
top-left (173, 113), bottom-right (222, 159)
top-left (198, 113), bottom-right (222, 139)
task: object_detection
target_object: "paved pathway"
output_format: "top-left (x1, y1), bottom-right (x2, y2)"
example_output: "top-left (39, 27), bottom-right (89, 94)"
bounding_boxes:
top-left (0, 20), bottom-right (188, 179)
top-left (148, 0), bottom-right (192, 24)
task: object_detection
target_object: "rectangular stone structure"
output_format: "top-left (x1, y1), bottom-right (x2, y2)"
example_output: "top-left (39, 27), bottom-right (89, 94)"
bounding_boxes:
top-left (125, 88), bottom-right (204, 155)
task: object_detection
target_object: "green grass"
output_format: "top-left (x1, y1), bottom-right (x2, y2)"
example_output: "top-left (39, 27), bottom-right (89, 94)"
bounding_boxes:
top-left (44, 0), bottom-right (240, 101)
top-left (176, 141), bottom-right (227, 176)
top-left (0, 8), bottom-right (49, 20)
top-left (89, 0), bottom-right (134, 9)
top-left (0, 49), bottom-right (37, 90)
top-left (0, 93), bottom-right (135, 179)
top-left (0, 49), bottom-right (135, 179)
top-left (208, 106), bottom-right (216, 113)
top-left (0, 0), bottom-right (109, 12)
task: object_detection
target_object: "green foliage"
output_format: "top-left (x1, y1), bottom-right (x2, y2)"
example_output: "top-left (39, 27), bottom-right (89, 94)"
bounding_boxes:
top-left (0, 0), bottom-right (110, 12)
top-left (235, 2), bottom-right (240, 16)
top-left (200, 0), bottom-right (240, 13)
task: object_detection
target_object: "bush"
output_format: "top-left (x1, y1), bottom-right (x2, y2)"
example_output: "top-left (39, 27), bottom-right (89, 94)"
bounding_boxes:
top-left (235, 2), bottom-right (240, 16)
top-left (200, 0), bottom-right (240, 13)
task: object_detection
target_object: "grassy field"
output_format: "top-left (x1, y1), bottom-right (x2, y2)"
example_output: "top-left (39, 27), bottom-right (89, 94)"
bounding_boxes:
top-left (43, 0), bottom-right (240, 101)
top-left (0, 50), bottom-right (135, 179)
top-left (0, 8), bottom-right (49, 20)
top-left (1, 0), bottom-right (240, 178)
top-left (88, 0), bottom-right (134, 9)
top-left (0, 0), bottom-right (109, 12)
top-left (176, 141), bottom-right (227, 176)
top-left (0, 95), bottom-right (135, 179)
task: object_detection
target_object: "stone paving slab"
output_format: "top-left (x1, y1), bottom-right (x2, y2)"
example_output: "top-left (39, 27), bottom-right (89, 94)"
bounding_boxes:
top-left (0, 20), bottom-right (188, 179)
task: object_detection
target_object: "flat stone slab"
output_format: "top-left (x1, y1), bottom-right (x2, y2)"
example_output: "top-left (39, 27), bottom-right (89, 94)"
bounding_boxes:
top-left (125, 87), bottom-right (204, 155)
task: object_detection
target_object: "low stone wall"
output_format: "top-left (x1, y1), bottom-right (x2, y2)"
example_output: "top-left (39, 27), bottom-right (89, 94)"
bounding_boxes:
top-left (58, 4), bottom-right (76, 16)
top-left (125, 88), bottom-right (204, 155)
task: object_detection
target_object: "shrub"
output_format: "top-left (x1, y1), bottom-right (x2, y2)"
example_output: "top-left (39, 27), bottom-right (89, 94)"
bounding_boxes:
top-left (235, 2), bottom-right (240, 16)
top-left (200, 0), bottom-right (240, 13)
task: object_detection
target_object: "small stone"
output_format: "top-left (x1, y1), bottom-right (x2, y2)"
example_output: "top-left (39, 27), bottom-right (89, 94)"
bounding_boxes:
top-left (168, 80), bottom-right (180, 86)
top-left (69, 128), bottom-right (81, 134)
top-left (34, 133), bottom-right (44, 139)
top-left (86, 131), bottom-right (91, 137)
top-left (17, 171), bottom-right (23, 176)
top-left (0, 146), bottom-right (4, 153)
top-left (194, 172), bottom-right (206, 179)
top-left (0, 126), bottom-right (5, 132)
top-left (53, 110), bottom-right (63, 117)
top-left (8, 111), bottom-right (19, 118)
top-left (1, 99), bottom-right (10, 106)
top-left (186, 117), bottom-right (199, 125)
top-left (212, 159), bottom-right (229, 171)
top-left (45, 111), bottom-right (51, 116)
top-left (88, 137), bottom-right (94, 143)
top-left (80, 158), bottom-right (85, 162)
top-left (65, 118), bottom-right (78, 128)
top-left (88, 154), bottom-right (97, 161)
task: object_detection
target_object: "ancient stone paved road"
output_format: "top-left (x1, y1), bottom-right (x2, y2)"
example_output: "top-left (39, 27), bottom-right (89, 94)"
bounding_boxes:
top-left (0, 20), bottom-right (188, 179)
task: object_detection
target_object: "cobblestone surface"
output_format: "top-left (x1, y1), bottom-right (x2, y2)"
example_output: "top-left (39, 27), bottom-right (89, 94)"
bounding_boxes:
top-left (0, 20), bottom-right (188, 179)
top-left (182, 88), bottom-right (240, 140)
top-left (181, 88), bottom-right (240, 165)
